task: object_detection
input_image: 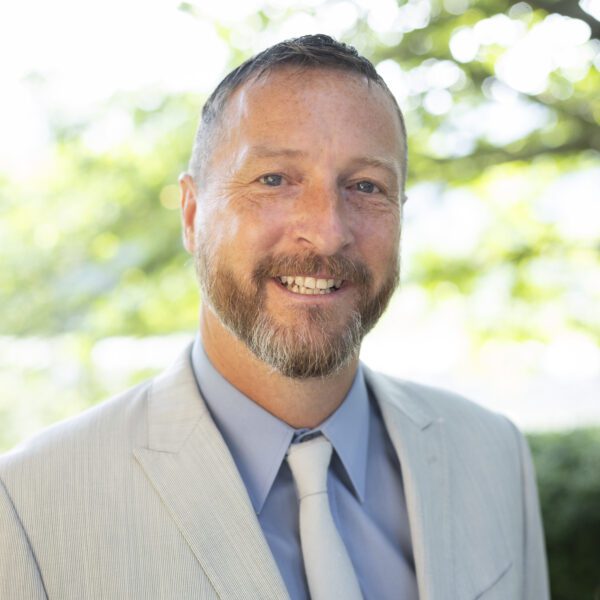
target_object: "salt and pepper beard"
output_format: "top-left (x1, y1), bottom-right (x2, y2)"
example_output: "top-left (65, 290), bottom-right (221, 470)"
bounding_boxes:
top-left (195, 244), bottom-right (399, 379)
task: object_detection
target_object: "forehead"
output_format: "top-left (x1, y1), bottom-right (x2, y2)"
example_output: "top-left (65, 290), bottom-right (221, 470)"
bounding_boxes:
top-left (215, 67), bottom-right (404, 162)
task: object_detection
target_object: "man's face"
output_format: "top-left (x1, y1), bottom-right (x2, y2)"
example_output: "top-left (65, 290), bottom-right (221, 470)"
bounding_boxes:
top-left (184, 68), bottom-right (404, 378)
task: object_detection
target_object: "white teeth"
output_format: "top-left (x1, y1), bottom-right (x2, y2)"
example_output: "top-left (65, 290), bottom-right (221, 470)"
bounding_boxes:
top-left (296, 285), bottom-right (330, 295)
top-left (278, 275), bottom-right (344, 294)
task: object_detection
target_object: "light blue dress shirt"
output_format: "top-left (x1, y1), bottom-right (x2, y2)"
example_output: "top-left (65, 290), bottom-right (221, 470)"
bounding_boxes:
top-left (191, 337), bottom-right (418, 600)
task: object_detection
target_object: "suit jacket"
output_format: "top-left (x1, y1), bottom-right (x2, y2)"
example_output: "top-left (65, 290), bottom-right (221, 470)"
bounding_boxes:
top-left (0, 346), bottom-right (549, 599)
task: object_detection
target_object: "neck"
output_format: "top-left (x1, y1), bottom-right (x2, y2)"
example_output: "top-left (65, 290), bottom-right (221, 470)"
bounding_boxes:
top-left (199, 307), bottom-right (359, 429)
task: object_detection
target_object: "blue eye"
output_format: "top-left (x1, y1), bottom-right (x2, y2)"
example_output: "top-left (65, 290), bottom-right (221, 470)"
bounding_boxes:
top-left (259, 174), bottom-right (283, 186)
top-left (355, 181), bottom-right (380, 194)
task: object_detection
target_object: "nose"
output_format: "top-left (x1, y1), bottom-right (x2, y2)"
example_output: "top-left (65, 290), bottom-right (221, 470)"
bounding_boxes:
top-left (292, 182), bottom-right (354, 255)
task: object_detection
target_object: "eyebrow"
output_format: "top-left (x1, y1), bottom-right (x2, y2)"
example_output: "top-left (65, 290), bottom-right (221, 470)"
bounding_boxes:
top-left (345, 156), bottom-right (399, 180)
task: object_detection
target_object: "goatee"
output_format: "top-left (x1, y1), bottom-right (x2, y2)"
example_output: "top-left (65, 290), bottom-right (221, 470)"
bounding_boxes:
top-left (195, 249), bottom-right (399, 379)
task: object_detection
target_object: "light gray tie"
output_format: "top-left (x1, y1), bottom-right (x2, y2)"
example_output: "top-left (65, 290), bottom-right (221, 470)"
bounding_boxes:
top-left (287, 435), bottom-right (363, 600)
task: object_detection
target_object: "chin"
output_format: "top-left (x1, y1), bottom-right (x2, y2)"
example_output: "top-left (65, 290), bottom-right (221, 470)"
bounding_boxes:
top-left (244, 309), bottom-right (363, 379)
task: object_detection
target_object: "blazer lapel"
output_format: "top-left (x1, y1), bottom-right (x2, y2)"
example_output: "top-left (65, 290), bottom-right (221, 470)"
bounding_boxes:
top-left (365, 367), bottom-right (453, 600)
top-left (365, 367), bottom-right (512, 600)
top-left (133, 348), bottom-right (289, 600)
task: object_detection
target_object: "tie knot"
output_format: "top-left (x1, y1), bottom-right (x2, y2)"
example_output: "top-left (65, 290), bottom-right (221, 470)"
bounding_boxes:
top-left (287, 435), bottom-right (332, 499)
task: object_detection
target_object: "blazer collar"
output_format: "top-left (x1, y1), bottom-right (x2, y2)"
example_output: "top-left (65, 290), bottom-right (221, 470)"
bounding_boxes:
top-left (133, 346), bottom-right (290, 600)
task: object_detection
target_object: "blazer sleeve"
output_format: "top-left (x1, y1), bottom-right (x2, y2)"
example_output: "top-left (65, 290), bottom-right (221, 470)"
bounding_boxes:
top-left (513, 425), bottom-right (551, 600)
top-left (0, 477), bottom-right (48, 599)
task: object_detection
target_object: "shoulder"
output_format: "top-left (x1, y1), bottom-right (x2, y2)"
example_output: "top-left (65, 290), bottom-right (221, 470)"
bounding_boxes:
top-left (364, 366), bottom-right (523, 454)
top-left (0, 378), bottom-right (151, 484)
top-left (365, 367), bottom-right (533, 516)
top-left (0, 344), bottom-right (199, 494)
top-left (365, 366), bottom-right (511, 425)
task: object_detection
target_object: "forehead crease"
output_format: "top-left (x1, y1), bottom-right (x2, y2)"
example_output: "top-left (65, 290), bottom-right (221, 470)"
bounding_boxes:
top-left (248, 145), bottom-right (307, 159)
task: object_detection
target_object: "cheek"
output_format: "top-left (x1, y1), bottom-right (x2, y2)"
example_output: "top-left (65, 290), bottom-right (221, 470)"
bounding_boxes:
top-left (199, 196), bottom-right (288, 267)
top-left (352, 209), bottom-right (401, 259)
top-left (236, 198), bottom-right (291, 246)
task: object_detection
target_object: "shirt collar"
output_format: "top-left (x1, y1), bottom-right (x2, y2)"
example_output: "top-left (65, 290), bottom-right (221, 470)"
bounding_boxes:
top-left (190, 335), bottom-right (370, 513)
top-left (309, 368), bottom-right (369, 503)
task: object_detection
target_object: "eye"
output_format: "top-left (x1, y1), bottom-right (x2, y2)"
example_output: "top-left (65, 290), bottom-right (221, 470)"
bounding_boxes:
top-left (258, 173), bottom-right (284, 186)
top-left (353, 180), bottom-right (381, 194)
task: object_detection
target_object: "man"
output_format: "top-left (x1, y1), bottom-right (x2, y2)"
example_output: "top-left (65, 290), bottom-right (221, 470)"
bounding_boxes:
top-left (0, 35), bottom-right (548, 599)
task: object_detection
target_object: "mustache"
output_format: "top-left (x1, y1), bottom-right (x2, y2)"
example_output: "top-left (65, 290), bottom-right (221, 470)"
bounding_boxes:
top-left (253, 253), bottom-right (373, 287)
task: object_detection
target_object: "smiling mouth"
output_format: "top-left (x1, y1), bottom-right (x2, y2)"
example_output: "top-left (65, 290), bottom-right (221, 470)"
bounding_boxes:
top-left (276, 275), bottom-right (344, 296)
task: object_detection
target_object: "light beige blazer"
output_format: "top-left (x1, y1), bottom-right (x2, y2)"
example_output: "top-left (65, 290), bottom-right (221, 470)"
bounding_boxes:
top-left (0, 346), bottom-right (549, 599)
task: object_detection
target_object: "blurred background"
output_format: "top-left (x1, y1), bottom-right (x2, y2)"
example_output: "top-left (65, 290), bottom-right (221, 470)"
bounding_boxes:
top-left (1, 0), bottom-right (599, 597)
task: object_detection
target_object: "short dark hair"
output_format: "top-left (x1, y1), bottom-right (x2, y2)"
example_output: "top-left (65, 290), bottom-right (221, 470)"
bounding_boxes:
top-left (188, 34), bottom-right (407, 191)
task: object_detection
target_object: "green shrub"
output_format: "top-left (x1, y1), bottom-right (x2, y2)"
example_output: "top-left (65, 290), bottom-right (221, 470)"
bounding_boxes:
top-left (528, 428), bottom-right (600, 600)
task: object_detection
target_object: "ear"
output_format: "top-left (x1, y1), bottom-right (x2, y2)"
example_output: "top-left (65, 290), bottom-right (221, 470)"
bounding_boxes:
top-left (179, 172), bottom-right (197, 254)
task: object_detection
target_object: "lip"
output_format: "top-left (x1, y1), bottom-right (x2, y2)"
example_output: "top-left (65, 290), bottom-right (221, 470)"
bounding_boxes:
top-left (268, 277), bottom-right (350, 302)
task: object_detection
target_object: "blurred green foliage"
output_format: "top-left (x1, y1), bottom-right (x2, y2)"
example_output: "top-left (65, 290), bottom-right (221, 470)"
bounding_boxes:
top-left (528, 428), bottom-right (600, 600)
top-left (1, 93), bottom-right (200, 336)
